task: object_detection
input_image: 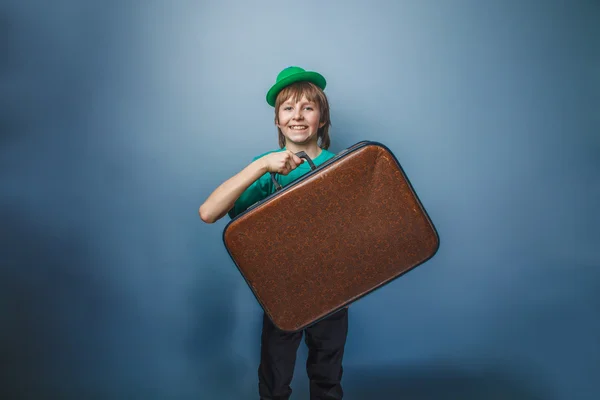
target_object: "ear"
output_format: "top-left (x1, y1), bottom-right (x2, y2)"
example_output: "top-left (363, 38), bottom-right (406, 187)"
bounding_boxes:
top-left (319, 120), bottom-right (326, 128)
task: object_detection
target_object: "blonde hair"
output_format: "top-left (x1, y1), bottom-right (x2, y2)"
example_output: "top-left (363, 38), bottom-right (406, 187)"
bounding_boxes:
top-left (274, 81), bottom-right (331, 150)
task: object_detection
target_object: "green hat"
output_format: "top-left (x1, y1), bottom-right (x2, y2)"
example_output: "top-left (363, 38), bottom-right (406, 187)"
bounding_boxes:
top-left (266, 66), bottom-right (326, 107)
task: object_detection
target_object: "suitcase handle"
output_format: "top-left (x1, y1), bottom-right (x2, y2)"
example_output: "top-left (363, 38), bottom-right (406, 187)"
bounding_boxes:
top-left (270, 151), bottom-right (316, 191)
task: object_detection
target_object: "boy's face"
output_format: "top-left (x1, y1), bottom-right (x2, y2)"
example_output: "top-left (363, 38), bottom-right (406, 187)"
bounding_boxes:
top-left (276, 95), bottom-right (325, 146)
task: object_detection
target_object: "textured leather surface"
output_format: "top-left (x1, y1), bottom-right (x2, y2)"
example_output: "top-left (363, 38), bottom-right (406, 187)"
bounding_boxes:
top-left (223, 142), bottom-right (439, 332)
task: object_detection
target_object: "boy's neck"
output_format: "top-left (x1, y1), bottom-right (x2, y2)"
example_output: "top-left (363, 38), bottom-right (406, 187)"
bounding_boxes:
top-left (284, 142), bottom-right (322, 161)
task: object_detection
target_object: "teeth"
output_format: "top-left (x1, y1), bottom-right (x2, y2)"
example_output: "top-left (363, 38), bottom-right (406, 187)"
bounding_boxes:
top-left (290, 126), bottom-right (307, 130)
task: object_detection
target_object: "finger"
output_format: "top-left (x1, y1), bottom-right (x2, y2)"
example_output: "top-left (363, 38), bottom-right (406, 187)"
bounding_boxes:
top-left (291, 153), bottom-right (304, 167)
top-left (279, 160), bottom-right (289, 174)
top-left (287, 150), bottom-right (299, 165)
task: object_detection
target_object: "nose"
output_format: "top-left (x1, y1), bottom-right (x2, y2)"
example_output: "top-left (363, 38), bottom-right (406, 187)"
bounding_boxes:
top-left (293, 107), bottom-right (304, 120)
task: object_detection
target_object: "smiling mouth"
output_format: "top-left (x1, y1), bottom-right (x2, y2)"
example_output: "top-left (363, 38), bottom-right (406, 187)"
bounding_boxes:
top-left (289, 125), bottom-right (308, 130)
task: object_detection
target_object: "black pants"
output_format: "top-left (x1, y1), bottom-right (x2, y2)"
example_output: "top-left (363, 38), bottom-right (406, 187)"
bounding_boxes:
top-left (258, 307), bottom-right (348, 400)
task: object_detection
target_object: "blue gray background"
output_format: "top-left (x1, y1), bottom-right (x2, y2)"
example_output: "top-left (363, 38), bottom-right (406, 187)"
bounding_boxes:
top-left (1, 1), bottom-right (599, 399)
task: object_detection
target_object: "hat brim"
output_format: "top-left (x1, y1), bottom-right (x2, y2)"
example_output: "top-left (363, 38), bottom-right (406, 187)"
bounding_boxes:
top-left (266, 71), bottom-right (326, 107)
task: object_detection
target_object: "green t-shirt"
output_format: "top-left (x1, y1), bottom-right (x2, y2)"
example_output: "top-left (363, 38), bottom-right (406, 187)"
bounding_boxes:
top-left (228, 147), bottom-right (337, 219)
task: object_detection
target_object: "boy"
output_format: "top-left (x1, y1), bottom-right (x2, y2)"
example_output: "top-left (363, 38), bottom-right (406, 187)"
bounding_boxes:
top-left (199, 66), bottom-right (348, 400)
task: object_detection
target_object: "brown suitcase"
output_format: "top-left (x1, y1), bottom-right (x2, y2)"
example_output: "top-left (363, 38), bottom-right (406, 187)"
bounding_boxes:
top-left (223, 141), bottom-right (439, 332)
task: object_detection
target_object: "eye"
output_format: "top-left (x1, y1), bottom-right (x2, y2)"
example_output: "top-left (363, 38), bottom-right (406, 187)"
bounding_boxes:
top-left (304, 106), bottom-right (313, 111)
top-left (284, 106), bottom-right (292, 111)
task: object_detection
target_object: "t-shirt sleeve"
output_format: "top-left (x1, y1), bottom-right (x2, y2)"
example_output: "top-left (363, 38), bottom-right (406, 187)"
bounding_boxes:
top-left (227, 156), bottom-right (272, 219)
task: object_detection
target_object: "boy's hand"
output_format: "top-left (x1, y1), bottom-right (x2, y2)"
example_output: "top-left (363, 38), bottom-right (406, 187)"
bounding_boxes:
top-left (261, 150), bottom-right (304, 175)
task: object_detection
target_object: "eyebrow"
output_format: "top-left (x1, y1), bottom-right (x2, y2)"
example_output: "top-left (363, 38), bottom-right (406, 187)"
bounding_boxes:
top-left (283, 100), bottom-right (316, 106)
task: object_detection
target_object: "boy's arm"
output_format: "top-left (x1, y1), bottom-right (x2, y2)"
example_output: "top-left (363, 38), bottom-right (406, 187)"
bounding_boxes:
top-left (199, 150), bottom-right (303, 224)
top-left (198, 158), bottom-right (268, 224)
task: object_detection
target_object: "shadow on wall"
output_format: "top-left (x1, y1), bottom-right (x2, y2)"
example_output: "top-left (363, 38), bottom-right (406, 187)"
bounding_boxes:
top-left (0, 7), bottom-right (21, 151)
top-left (184, 264), bottom-right (245, 397)
top-left (340, 363), bottom-right (555, 400)
top-left (0, 210), bottom-right (133, 398)
top-left (231, 362), bottom-right (554, 400)
top-left (185, 255), bottom-right (273, 399)
top-left (0, 208), bottom-right (250, 399)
